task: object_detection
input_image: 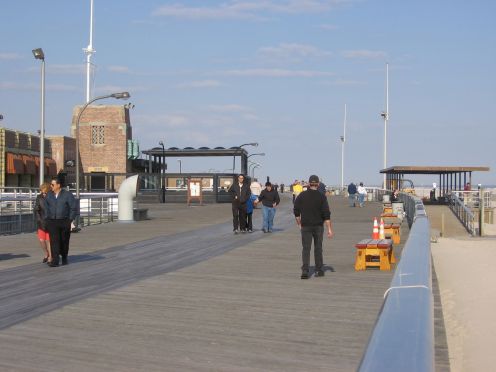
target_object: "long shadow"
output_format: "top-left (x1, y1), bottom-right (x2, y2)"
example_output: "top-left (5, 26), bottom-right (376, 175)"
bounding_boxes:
top-left (0, 253), bottom-right (30, 261)
top-left (0, 207), bottom-right (296, 330)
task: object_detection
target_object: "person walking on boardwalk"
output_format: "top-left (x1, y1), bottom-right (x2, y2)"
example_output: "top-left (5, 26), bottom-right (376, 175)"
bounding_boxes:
top-left (45, 177), bottom-right (78, 267)
top-left (255, 181), bottom-right (280, 233)
top-left (357, 182), bottom-right (367, 208)
top-left (34, 182), bottom-right (52, 264)
top-left (294, 175), bottom-right (333, 279)
top-left (347, 182), bottom-right (357, 207)
top-left (292, 180), bottom-right (303, 203)
top-left (229, 174), bottom-right (251, 234)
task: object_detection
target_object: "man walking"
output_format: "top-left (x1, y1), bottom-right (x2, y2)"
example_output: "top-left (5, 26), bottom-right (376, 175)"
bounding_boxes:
top-left (294, 175), bottom-right (333, 279)
top-left (256, 181), bottom-right (280, 233)
top-left (347, 182), bottom-right (357, 207)
top-left (229, 174), bottom-right (251, 234)
top-left (45, 177), bottom-right (78, 267)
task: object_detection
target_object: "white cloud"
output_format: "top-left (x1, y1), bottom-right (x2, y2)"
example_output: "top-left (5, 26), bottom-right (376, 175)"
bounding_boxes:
top-left (341, 50), bottom-right (387, 59)
top-left (222, 68), bottom-right (334, 77)
top-left (178, 80), bottom-right (223, 88)
top-left (257, 43), bottom-right (332, 61)
top-left (207, 104), bottom-right (253, 113)
top-left (107, 65), bottom-right (132, 73)
top-left (0, 53), bottom-right (22, 60)
top-left (0, 81), bottom-right (78, 92)
top-left (152, 1), bottom-right (350, 20)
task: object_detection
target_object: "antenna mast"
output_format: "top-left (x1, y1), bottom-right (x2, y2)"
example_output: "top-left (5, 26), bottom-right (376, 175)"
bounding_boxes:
top-left (83, 0), bottom-right (95, 103)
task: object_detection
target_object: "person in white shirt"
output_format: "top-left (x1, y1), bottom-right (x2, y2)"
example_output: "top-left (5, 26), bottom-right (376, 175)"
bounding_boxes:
top-left (357, 182), bottom-right (367, 208)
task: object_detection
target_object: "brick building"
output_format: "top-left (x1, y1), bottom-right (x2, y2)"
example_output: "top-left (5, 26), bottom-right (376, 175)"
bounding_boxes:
top-left (0, 127), bottom-right (58, 187)
top-left (70, 105), bottom-right (135, 191)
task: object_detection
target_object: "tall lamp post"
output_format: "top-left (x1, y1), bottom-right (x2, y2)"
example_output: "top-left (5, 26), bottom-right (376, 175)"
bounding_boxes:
top-left (232, 142), bottom-right (258, 174)
top-left (252, 164), bottom-right (261, 179)
top-left (159, 141), bottom-right (165, 203)
top-left (177, 159), bottom-right (182, 174)
top-left (381, 63), bottom-right (389, 189)
top-left (75, 92), bottom-right (130, 199)
top-left (340, 103), bottom-right (347, 191)
top-left (32, 48), bottom-right (45, 185)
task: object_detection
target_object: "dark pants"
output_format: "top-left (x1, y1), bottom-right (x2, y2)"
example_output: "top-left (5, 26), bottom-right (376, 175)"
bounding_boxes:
top-left (47, 218), bottom-right (72, 261)
top-left (232, 202), bottom-right (247, 231)
top-left (301, 225), bottom-right (324, 273)
top-left (246, 212), bottom-right (253, 231)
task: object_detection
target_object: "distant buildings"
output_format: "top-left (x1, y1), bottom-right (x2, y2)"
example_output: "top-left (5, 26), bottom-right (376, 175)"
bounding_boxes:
top-left (1, 105), bottom-right (142, 190)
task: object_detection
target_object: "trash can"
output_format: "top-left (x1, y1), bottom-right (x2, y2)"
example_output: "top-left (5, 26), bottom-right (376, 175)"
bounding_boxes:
top-left (383, 194), bottom-right (390, 203)
top-left (392, 201), bottom-right (404, 216)
top-left (367, 192), bottom-right (373, 201)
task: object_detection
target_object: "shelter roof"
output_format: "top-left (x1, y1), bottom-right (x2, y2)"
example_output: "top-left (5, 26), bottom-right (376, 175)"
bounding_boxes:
top-left (380, 166), bottom-right (490, 175)
top-left (142, 147), bottom-right (248, 157)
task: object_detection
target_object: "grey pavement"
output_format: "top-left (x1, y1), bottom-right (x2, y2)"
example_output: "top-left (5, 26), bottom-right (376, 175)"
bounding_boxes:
top-left (0, 194), bottom-right (417, 371)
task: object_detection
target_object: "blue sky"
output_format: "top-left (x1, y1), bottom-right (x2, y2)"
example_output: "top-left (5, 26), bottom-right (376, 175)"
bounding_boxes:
top-left (1, 0), bottom-right (495, 186)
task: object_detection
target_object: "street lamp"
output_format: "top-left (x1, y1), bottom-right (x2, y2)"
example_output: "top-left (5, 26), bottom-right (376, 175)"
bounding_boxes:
top-left (341, 103), bottom-right (347, 191)
top-left (159, 141), bottom-right (165, 203)
top-left (177, 159), bottom-right (182, 174)
top-left (247, 152), bottom-right (265, 159)
top-left (232, 142), bottom-right (258, 174)
top-left (248, 161), bottom-right (261, 178)
top-left (75, 92), bottom-right (130, 199)
top-left (32, 48), bottom-right (45, 185)
top-left (381, 62), bottom-right (389, 189)
top-left (252, 164), bottom-right (261, 179)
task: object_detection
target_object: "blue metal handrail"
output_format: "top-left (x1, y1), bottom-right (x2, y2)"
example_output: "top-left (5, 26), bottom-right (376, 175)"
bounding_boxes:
top-left (358, 195), bottom-right (434, 372)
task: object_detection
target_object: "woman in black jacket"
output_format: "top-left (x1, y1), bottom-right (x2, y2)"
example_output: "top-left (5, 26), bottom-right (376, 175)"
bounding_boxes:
top-left (34, 182), bottom-right (51, 263)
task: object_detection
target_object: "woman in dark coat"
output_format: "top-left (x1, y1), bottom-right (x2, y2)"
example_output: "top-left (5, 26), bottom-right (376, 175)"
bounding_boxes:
top-left (34, 182), bottom-right (51, 263)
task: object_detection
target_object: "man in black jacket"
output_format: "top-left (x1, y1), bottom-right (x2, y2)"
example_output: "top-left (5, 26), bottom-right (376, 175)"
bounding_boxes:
top-left (294, 175), bottom-right (333, 279)
top-left (45, 177), bottom-right (78, 267)
top-left (229, 174), bottom-right (251, 234)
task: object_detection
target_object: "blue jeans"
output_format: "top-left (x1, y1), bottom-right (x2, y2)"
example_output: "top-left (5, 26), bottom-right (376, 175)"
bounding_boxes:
top-left (358, 193), bottom-right (365, 207)
top-left (262, 205), bottom-right (276, 232)
top-left (348, 193), bottom-right (356, 207)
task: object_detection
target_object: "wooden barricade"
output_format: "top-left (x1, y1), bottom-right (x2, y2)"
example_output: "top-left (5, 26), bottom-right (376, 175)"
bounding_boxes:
top-left (354, 239), bottom-right (396, 271)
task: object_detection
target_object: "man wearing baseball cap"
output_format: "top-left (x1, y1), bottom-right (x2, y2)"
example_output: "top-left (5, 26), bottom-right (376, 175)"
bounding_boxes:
top-left (293, 174), bottom-right (334, 279)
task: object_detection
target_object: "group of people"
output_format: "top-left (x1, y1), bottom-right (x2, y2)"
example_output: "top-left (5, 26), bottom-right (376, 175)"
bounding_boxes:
top-left (346, 182), bottom-right (367, 207)
top-left (230, 173), bottom-right (334, 279)
top-left (34, 177), bottom-right (78, 267)
top-left (229, 174), bottom-right (281, 233)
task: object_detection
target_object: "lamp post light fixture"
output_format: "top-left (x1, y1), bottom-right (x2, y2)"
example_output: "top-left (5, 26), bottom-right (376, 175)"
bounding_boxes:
top-left (252, 164), bottom-right (261, 179)
top-left (232, 142), bottom-right (258, 174)
top-left (75, 92), bottom-right (130, 199)
top-left (159, 141), bottom-right (166, 203)
top-left (32, 48), bottom-right (45, 185)
top-left (247, 152), bottom-right (265, 159)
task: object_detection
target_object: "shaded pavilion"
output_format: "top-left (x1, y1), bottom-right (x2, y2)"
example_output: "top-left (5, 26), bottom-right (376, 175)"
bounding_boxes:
top-left (380, 166), bottom-right (490, 195)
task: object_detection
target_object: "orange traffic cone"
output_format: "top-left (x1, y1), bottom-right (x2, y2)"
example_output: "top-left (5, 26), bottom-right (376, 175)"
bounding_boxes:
top-left (379, 218), bottom-right (385, 239)
top-left (372, 217), bottom-right (379, 239)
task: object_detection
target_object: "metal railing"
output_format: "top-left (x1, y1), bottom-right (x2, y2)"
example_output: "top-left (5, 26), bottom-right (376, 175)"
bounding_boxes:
top-left (0, 192), bottom-right (119, 235)
top-left (358, 195), bottom-right (434, 372)
top-left (448, 192), bottom-right (477, 236)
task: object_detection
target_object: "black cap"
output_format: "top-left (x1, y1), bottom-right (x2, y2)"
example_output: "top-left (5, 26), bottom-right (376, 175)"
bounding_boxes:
top-left (309, 175), bottom-right (319, 184)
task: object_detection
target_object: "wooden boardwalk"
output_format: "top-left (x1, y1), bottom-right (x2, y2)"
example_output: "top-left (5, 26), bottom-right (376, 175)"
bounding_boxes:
top-left (0, 195), bottom-right (426, 371)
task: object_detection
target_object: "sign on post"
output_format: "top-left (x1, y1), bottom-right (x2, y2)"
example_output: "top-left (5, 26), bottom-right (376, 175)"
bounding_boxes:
top-left (187, 178), bottom-right (203, 206)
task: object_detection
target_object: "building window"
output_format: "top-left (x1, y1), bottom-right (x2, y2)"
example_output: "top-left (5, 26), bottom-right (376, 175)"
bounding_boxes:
top-left (91, 125), bottom-right (105, 144)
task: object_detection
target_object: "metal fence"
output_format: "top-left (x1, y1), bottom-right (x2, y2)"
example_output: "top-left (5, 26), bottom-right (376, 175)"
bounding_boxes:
top-left (358, 194), bottom-right (434, 372)
top-left (0, 191), bottom-right (119, 235)
top-left (448, 193), bottom-right (477, 235)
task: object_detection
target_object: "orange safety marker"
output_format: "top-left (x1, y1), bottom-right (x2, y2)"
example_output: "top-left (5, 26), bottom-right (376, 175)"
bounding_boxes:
top-left (379, 218), bottom-right (385, 239)
top-left (372, 217), bottom-right (379, 239)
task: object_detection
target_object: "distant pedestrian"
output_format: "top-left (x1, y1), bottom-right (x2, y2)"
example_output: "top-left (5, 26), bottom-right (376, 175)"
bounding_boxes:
top-left (280, 183), bottom-right (285, 193)
top-left (45, 177), bottom-right (77, 267)
top-left (357, 182), bottom-right (367, 207)
top-left (256, 182), bottom-right (280, 233)
top-left (34, 182), bottom-right (51, 264)
top-left (347, 182), bottom-right (357, 207)
top-left (294, 175), bottom-right (333, 279)
top-left (292, 180), bottom-right (303, 203)
top-left (318, 181), bottom-right (326, 196)
top-left (229, 174), bottom-right (251, 234)
top-left (245, 194), bottom-right (258, 233)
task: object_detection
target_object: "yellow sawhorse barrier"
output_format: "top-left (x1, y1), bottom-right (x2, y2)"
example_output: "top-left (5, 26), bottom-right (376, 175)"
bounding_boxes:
top-left (354, 239), bottom-right (396, 271)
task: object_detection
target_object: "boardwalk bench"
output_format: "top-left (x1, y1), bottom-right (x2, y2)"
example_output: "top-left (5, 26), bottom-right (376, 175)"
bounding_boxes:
top-left (384, 223), bottom-right (401, 244)
top-left (354, 239), bottom-right (396, 271)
